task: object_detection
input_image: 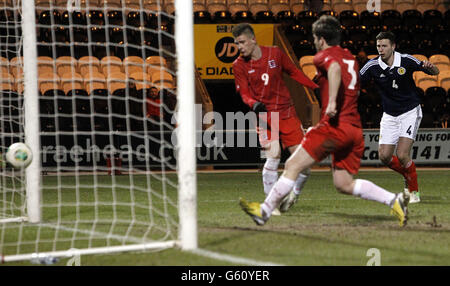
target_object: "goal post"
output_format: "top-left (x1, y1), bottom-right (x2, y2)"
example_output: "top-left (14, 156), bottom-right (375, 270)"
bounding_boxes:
top-left (175, 0), bottom-right (197, 251)
top-left (22, 0), bottom-right (42, 224)
top-left (0, 0), bottom-right (197, 263)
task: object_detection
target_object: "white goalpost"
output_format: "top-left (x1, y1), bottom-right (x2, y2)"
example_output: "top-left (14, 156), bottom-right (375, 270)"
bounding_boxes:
top-left (0, 0), bottom-right (197, 263)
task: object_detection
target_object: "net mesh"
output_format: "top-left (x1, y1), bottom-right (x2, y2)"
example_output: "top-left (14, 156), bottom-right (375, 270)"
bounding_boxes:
top-left (0, 0), bottom-right (182, 260)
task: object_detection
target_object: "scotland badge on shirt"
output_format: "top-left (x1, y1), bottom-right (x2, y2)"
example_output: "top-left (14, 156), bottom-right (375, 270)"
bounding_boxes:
top-left (268, 60), bottom-right (277, 68)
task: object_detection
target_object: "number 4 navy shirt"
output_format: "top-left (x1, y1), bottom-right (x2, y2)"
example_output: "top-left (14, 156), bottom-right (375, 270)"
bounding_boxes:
top-left (360, 51), bottom-right (432, 116)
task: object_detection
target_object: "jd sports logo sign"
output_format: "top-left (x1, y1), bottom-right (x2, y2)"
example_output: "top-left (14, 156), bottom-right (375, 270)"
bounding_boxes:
top-left (215, 37), bottom-right (239, 63)
top-left (195, 24), bottom-right (273, 79)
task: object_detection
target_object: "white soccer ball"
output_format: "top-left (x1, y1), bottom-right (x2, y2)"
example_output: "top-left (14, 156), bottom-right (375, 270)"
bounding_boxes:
top-left (6, 142), bottom-right (33, 169)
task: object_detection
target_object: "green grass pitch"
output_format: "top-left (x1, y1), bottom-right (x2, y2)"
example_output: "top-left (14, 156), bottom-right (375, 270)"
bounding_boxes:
top-left (2, 169), bottom-right (450, 266)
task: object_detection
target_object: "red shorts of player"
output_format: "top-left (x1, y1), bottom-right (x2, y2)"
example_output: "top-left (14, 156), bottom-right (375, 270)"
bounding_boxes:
top-left (258, 114), bottom-right (304, 149)
top-left (301, 121), bottom-right (364, 174)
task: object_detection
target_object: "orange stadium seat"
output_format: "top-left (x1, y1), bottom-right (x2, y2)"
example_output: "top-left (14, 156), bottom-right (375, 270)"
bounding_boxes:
top-left (143, 0), bottom-right (163, 11)
top-left (38, 72), bottom-right (60, 94)
top-left (322, 0), bottom-right (332, 11)
top-left (414, 0), bottom-right (436, 14)
top-left (164, 0), bottom-right (175, 14)
top-left (379, 0), bottom-right (395, 11)
top-left (0, 72), bottom-right (14, 91)
top-left (394, 0), bottom-right (416, 13)
top-left (228, 0), bottom-right (249, 15)
top-left (0, 57), bottom-right (9, 74)
top-left (331, 0), bottom-right (353, 14)
top-left (270, 0), bottom-right (290, 16)
top-left (193, 0), bottom-right (207, 12)
top-left (412, 54), bottom-right (428, 62)
top-left (37, 56), bottom-right (55, 75)
top-left (417, 73), bottom-right (438, 91)
top-left (352, 0), bottom-right (368, 14)
top-left (124, 0), bottom-right (141, 10)
top-left (15, 78), bottom-right (24, 94)
top-left (107, 71), bottom-right (128, 94)
top-left (206, 0), bottom-right (228, 14)
top-left (290, 0), bottom-right (306, 14)
top-left (145, 55), bottom-right (167, 67)
top-left (83, 70), bottom-right (106, 93)
top-left (78, 56), bottom-right (101, 76)
top-left (100, 55), bottom-right (123, 76)
top-left (123, 56), bottom-right (145, 75)
top-left (56, 56), bottom-right (77, 77)
top-left (429, 54), bottom-right (450, 72)
top-left (436, 0), bottom-right (448, 13)
top-left (98, 0), bottom-right (123, 9)
top-left (60, 72), bottom-right (83, 95)
top-left (248, 0), bottom-right (270, 15)
top-left (302, 65), bottom-right (317, 80)
top-left (438, 70), bottom-right (450, 90)
top-left (152, 70), bottom-right (174, 90)
top-left (9, 57), bottom-right (23, 78)
top-left (147, 65), bottom-right (166, 79)
top-left (130, 71), bottom-right (152, 90)
top-left (299, 55), bottom-right (314, 69)
top-left (367, 54), bottom-right (378, 59)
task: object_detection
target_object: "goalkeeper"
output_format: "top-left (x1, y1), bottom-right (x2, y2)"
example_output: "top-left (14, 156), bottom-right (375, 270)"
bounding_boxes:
top-left (232, 23), bottom-right (318, 214)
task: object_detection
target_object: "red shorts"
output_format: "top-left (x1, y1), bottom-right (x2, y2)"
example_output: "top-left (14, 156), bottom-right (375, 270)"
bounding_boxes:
top-left (301, 121), bottom-right (364, 174)
top-left (258, 113), bottom-right (304, 149)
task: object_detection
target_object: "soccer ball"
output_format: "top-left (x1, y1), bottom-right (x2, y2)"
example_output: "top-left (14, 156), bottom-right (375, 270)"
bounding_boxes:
top-left (5, 142), bottom-right (33, 169)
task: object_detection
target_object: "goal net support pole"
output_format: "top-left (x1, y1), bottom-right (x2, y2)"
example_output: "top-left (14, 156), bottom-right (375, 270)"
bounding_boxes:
top-left (175, 0), bottom-right (198, 251)
top-left (22, 0), bottom-right (42, 224)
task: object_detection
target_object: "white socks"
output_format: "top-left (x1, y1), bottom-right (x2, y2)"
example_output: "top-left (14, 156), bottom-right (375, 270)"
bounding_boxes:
top-left (262, 176), bottom-right (295, 217)
top-left (262, 158), bottom-right (280, 196)
top-left (353, 179), bottom-right (396, 206)
top-left (293, 168), bottom-right (310, 196)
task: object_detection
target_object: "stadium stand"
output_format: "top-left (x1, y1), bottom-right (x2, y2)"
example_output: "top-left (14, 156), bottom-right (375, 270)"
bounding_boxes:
top-left (438, 70), bottom-right (450, 90)
top-left (331, 0), bottom-right (353, 14)
top-left (395, 0), bottom-right (416, 13)
top-left (4, 0), bottom-right (449, 134)
top-left (270, 0), bottom-right (290, 16)
top-left (429, 54), bottom-right (450, 72)
top-left (228, 0), bottom-right (248, 15)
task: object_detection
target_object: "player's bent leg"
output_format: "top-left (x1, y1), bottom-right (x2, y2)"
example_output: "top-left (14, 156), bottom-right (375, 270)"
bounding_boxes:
top-left (261, 147), bottom-right (315, 218)
top-left (333, 168), bottom-right (409, 227)
top-left (279, 144), bottom-right (309, 213)
top-left (261, 141), bottom-right (282, 214)
top-left (378, 144), bottom-right (396, 166)
top-left (280, 168), bottom-right (310, 212)
top-left (396, 137), bottom-right (420, 203)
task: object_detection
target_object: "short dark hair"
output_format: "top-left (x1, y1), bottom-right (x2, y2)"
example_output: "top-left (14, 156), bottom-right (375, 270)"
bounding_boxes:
top-left (376, 31), bottom-right (396, 44)
top-left (312, 15), bottom-right (342, 46)
top-left (232, 23), bottom-right (255, 38)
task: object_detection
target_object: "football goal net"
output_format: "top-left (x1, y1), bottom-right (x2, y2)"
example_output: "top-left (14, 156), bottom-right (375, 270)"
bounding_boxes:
top-left (0, 0), bottom-right (197, 263)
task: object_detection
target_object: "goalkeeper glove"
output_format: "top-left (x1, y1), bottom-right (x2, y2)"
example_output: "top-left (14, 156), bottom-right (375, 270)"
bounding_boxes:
top-left (253, 102), bottom-right (267, 113)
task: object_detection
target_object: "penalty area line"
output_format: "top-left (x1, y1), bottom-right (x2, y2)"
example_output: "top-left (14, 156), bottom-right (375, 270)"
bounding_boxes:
top-left (188, 248), bottom-right (284, 266)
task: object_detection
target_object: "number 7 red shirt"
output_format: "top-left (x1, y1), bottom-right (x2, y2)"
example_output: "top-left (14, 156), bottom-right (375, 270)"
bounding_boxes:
top-left (233, 46), bottom-right (318, 119)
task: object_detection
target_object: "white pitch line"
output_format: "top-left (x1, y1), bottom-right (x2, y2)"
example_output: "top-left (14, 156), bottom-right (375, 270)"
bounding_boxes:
top-left (189, 248), bottom-right (284, 266)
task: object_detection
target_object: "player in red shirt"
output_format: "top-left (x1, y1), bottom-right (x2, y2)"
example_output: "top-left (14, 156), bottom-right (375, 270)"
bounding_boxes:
top-left (240, 16), bottom-right (410, 227)
top-left (232, 23), bottom-right (318, 214)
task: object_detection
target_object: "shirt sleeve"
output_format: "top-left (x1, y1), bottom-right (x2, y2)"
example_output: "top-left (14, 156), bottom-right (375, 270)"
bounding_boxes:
top-left (279, 48), bottom-right (318, 90)
top-left (233, 61), bottom-right (257, 109)
top-left (406, 55), bottom-right (432, 74)
top-left (359, 61), bottom-right (372, 85)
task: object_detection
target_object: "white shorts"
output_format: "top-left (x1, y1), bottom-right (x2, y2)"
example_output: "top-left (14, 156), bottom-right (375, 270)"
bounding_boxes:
top-left (379, 105), bottom-right (422, 145)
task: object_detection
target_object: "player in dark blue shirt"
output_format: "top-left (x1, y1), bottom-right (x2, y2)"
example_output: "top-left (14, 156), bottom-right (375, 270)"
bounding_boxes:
top-left (360, 31), bottom-right (439, 203)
